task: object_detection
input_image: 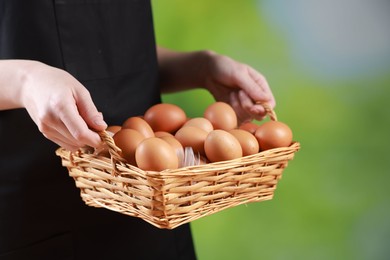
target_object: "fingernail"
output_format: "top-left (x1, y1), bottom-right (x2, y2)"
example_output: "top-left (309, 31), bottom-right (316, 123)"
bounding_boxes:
top-left (95, 119), bottom-right (107, 127)
top-left (94, 115), bottom-right (107, 127)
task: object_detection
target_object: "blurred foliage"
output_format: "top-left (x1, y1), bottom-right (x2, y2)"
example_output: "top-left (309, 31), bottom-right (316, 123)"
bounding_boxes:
top-left (152, 1), bottom-right (390, 259)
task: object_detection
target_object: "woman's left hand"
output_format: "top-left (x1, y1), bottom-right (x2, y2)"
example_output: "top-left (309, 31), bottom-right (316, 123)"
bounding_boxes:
top-left (201, 51), bottom-right (275, 123)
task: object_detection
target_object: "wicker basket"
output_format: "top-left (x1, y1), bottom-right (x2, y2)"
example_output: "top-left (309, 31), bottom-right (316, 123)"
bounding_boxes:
top-left (55, 106), bottom-right (300, 229)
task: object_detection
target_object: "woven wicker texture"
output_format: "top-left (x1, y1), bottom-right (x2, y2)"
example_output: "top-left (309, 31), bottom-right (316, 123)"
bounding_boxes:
top-left (56, 104), bottom-right (300, 229)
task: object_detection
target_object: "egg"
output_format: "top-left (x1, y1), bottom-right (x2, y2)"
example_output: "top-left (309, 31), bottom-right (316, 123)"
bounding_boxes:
top-left (159, 135), bottom-right (183, 153)
top-left (174, 126), bottom-right (208, 155)
top-left (154, 131), bottom-right (173, 138)
top-left (239, 121), bottom-right (259, 134)
top-left (204, 130), bottom-right (243, 162)
top-left (135, 137), bottom-right (179, 171)
top-left (122, 116), bottom-right (154, 138)
top-left (113, 129), bottom-right (145, 165)
top-left (106, 125), bottom-right (122, 135)
top-left (183, 117), bottom-right (213, 133)
top-left (229, 129), bottom-right (259, 156)
top-left (144, 103), bottom-right (187, 133)
top-left (204, 102), bottom-right (237, 130)
top-left (254, 121), bottom-right (293, 150)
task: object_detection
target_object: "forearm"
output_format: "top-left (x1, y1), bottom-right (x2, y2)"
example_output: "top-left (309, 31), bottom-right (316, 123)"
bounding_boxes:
top-left (157, 46), bottom-right (213, 93)
top-left (0, 59), bottom-right (37, 110)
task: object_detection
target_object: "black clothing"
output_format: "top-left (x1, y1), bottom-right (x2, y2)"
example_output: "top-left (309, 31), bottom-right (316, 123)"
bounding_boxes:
top-left (0, 0), bottom-right (196, 259)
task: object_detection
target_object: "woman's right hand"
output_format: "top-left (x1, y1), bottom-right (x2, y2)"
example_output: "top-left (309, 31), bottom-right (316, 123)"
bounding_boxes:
top-left (0, 60), bottom-right (107, 151)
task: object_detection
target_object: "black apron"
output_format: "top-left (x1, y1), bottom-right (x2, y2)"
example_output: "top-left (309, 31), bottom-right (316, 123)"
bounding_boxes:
top-left (0, 1), bottom-right (196, 259)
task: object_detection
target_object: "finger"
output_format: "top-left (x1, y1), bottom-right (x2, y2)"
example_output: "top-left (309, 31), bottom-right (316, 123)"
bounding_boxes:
top-left (52, 120), bottom-right (86, 147)
top-left (58, 102), bottom-right (103, 148)
top-left (238, 90), bottom-right (266, 121)
top-left (42, 117), bottom-right (99, 150)
top-left (50, 135), bottom-right (80, 152)
top-left (233, 65), bottom-right (271, 104)
top-left (29, 108), bottom-right (84, 148)
top-left (247, 66), bottom-right (276, 108)
top-left (74, 87), bottom-right (107, 131)
top-left (230, 91), bottom-right (252, 124)
top-left (40, 120), bottom-right (83, 149)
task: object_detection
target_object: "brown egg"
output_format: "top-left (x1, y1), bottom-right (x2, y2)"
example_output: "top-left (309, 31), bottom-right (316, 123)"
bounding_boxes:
top-left (204, 102), bottom-right (237, 130)
top-left (175, 126), bottom-right (208, 155)
top-left (144, 103), bottom-right (187, 133)
top-left (183, 117), bottom-right (214, 133)
top-left (239, 121), bottom-right (259, 134)
top-left (229, 129), bottom-right (259, 156)
top-left (154, 131), bottom-right (173, 138)
top-left (113, 129), bottom-right (145, 165)
top-left (106, 125), bottom-right (122, 135)
top-left (135, 137), bottom-right (179, 171)
top-left (122, 116), bottom-right (154, 138)
top-left (159, 135), bottom-right (183, 153)
top-left (204, 130), bottom-right (243, 162)
top-left (254, 121), bottom-right (293, 151)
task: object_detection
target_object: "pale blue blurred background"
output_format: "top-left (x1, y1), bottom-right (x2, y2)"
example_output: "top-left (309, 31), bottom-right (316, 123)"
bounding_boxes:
top-left (152, 1), bottom-right (390, 259)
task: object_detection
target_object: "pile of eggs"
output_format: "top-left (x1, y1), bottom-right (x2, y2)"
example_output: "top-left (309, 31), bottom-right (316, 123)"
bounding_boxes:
top-left (103, 102), bottom-right (293, 172)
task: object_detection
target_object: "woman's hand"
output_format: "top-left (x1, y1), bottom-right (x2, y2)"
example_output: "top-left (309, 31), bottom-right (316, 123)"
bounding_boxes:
top-left (22, 62), bottom-right (107, 151)
top-left (201, 51), bottom-right (275, 123)
top-left (0, 60), bottom-right (107, 151)
top-left (157, 47), bottom-right (275, 123)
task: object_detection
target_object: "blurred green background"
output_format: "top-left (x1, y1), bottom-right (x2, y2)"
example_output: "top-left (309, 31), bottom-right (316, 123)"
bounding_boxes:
top-left (152, 1), bottom-right (390, 259)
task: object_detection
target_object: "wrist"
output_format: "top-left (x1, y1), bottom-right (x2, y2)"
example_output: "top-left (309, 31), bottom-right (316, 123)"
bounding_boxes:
top-left (196, 49), bottom-right (217, 88)
top-left (0, 59), bottom-right (41, 110)
top-left (158, 48), bottom-right (216, 92)
top-left (18, 60), bottom-right (45, 108)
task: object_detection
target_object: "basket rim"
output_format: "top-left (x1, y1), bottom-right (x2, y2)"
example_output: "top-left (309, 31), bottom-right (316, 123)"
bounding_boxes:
top-left (55, 141), bottom-right (300, 177)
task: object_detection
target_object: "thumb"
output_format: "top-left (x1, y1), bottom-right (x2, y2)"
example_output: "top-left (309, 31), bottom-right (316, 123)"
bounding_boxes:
top-left (74, 88), bottom-right (107, 131)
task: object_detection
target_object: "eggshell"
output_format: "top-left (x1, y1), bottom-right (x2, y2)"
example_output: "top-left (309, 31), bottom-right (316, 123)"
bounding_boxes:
top-left (254, 121), bottom-right (293, 150)
top-left (204, 130), bottom-right (243, 162)
top-left (159, 135), bottom-right (183, 153)
top-left (122, 116), bottom-right (154, 138)
top-left (135, 137), bottom-right (179, 171)
top-left (183, 117), bottom-right (213, 133)
top-left (106, 125), bottom-right (122, 135)
top-left (175, 126), bottom-right (208, 155)
top-left (154, 131), bottom-right (173, 138)
top-left (239, 121), bottom-right (259, 134)
top-left (229, 129), bottom-right (259, 156)
top-left (204, 102), bottom-right (237, 130)
top-left (144, 103), bottom-right (187, 133)
top-left (113, 129), bottom-right (145, 165)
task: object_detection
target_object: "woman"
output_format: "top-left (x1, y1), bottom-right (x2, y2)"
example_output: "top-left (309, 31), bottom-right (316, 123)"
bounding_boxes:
top-left (0, 0), bottom-right (274, 259)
